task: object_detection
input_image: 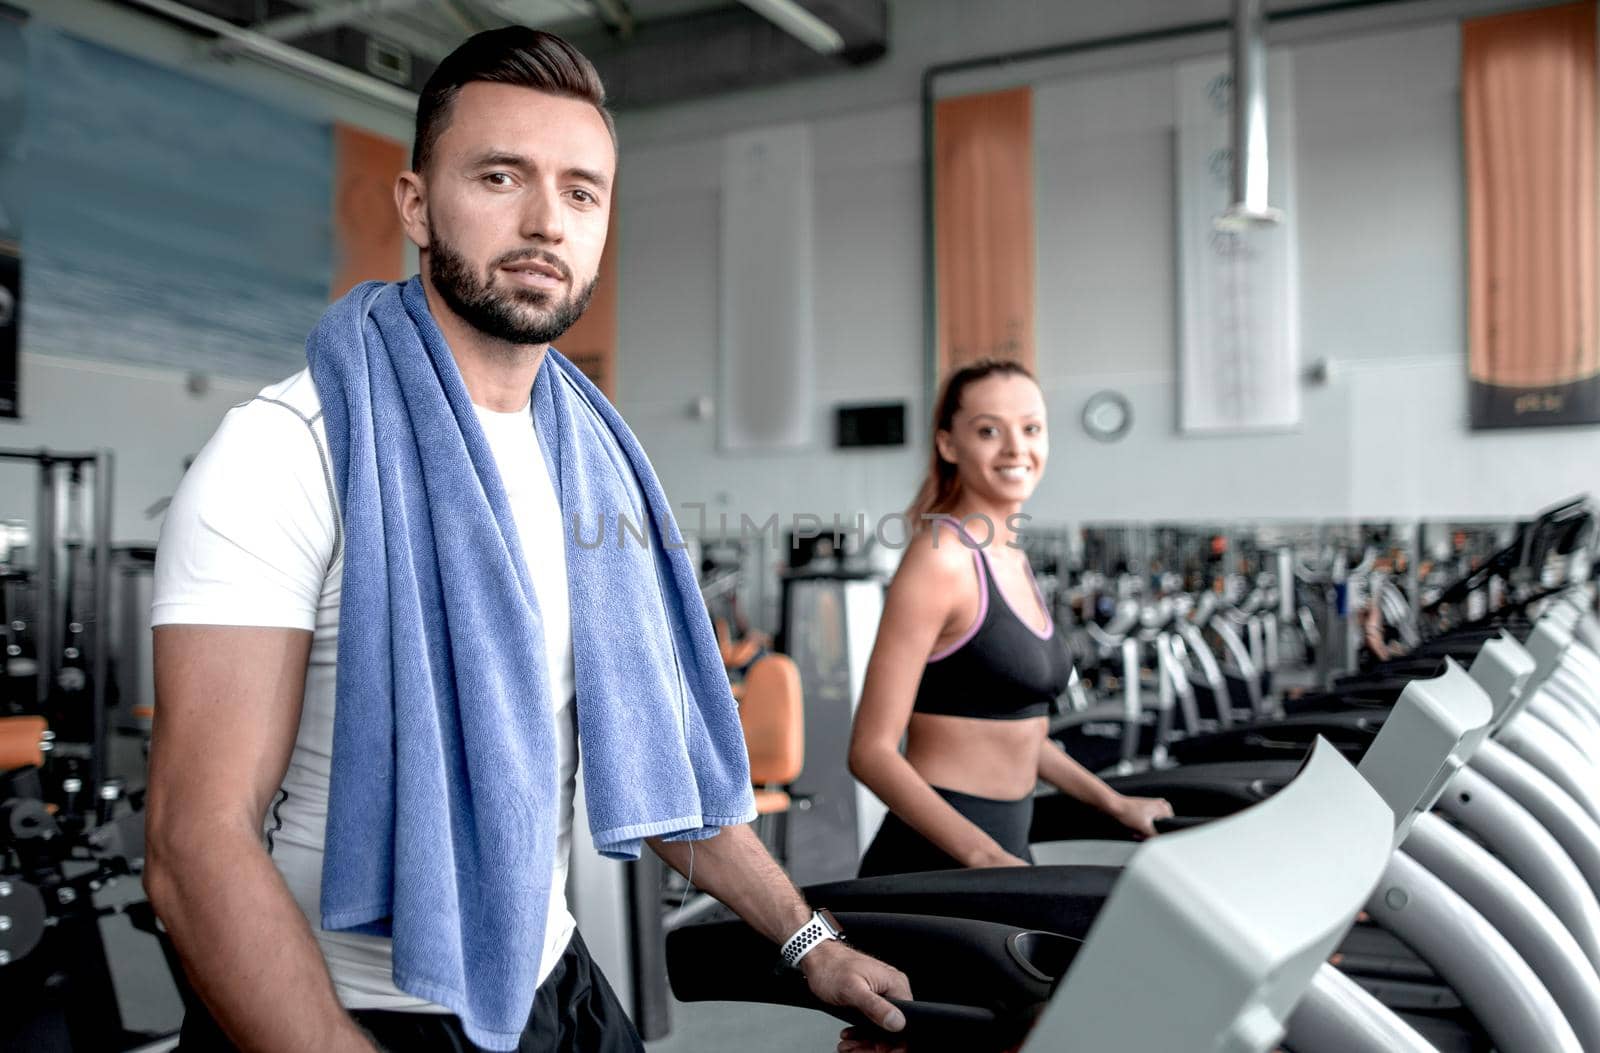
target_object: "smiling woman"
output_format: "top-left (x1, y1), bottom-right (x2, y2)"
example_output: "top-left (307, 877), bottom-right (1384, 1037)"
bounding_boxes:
top-left (847, 359), bottom-right (1173, 879)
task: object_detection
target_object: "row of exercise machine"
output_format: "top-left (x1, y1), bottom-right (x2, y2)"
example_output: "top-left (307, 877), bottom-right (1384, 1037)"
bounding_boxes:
top-left (1053, 500), bottom-right (1594, 776)
top-left (660, 500), bottom-right (1600, 1050)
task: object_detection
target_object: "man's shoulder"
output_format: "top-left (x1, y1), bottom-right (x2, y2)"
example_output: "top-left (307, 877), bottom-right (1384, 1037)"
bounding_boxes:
top-left (211, 370), bottom-right (327, 451)
top-left (155, 368), bottom-right (338, 625)
top-left (193, 369), bottom-right (330, 488)
top-left (238, 369), bottom-right (325, 431)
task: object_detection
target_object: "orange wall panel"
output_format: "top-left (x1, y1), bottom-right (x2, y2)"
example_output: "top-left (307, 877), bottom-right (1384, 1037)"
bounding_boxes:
top-left (557, 225), bottom-right (618, 401)
top-left (1464, 2), bottom-right (1597, 391)
top-left (934, 87), bottom-right (1036, 375)
top-left (331, 123), bottom-right (407, 299)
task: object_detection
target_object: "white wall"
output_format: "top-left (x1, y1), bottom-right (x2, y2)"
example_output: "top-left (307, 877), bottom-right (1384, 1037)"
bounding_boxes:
top-left (615, 102), bottom-right (927, 529)
top-left (615, 11), bottom-right (1600, 531)
top-left (612, 0), bottom-right (1550, 149)
top-left (1035, 19), bottom-right (1600, 523)
top-left (9, 0), bottom-right (1596, 542)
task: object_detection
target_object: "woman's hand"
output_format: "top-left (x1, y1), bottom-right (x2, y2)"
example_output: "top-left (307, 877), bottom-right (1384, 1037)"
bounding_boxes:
top-left (1111, 794), bottom-right (1174, 839)
top-left (967, 844), bottom-right (1031, 868)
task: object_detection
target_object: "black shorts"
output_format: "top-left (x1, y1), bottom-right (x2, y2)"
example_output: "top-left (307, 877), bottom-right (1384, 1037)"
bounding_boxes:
top-left (857, 785), bottom-right (1035, 878)
top-left (176, 930), bottom-right (643, 1053)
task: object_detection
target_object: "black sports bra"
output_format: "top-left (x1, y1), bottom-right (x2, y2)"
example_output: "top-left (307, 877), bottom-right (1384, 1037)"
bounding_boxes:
top-left (912, 518), bottom-right (1073, 720)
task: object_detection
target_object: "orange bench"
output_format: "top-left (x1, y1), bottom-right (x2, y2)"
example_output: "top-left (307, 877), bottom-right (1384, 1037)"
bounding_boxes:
top-left (0, 714), bottom-right (48, 772)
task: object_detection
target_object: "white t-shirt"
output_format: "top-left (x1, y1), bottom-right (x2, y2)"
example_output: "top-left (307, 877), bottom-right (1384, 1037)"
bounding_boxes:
top-left (152, 368), bottom-right (579, 1011)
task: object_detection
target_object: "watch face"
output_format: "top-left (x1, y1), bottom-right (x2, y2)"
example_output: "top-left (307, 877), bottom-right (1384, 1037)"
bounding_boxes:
top-left (818, 908), bottom-right (844, 937)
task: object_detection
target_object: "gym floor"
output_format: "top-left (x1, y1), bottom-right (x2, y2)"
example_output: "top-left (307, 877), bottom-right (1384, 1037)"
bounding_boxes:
top-left (646, 1003), bottom-right (843, 1053)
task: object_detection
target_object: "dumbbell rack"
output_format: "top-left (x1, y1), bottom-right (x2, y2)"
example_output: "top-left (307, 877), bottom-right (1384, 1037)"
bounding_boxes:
top-left (0, 447), bottom-right (114, 799)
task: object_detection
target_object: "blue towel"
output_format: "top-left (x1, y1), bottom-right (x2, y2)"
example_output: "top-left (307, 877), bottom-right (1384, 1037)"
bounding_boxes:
top-left (306, 277), bottom-right (755, 1051)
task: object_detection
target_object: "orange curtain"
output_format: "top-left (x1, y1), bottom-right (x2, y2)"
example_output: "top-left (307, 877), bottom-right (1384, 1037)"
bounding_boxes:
top-left (556, 225), bottom-right (618, 401)
top-left (1464, 2), bottom-right (1597, 389)
top-left (934, 87), bottom-right (1035, 375)
top-left (330, 124), bottom-right (407, 299)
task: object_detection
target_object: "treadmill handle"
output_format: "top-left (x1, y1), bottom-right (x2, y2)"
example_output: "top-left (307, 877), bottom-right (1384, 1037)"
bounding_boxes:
top-left (838, 997), bottom-right (1022, 1052)
top-left (1153, 815), bottom-right (1211, 834)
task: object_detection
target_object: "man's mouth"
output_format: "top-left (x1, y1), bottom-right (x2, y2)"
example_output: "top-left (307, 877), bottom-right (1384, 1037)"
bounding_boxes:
top-left (500, 256), bottom-right (568, 289)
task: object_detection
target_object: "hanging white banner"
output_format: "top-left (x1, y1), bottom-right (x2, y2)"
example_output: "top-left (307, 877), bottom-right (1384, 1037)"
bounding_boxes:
top-left (719, 122), bottom-right (816, 451)
top-left (1176, 53), bottom-right (1301, 434)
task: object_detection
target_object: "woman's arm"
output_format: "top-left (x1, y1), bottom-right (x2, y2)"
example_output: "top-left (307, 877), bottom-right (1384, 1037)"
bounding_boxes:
top-left (848, 532), bottom-right (1026, 868)
top-left (1036, 738), bottom-right (1173, 838)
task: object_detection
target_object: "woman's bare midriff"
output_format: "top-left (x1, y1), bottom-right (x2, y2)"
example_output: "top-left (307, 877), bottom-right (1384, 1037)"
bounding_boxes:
top-left (904, 711), bottom-right (1047, 800)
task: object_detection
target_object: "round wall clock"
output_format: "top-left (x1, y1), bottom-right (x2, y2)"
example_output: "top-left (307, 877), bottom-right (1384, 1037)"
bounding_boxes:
top-left (1081, 390), bottom-right (1133, 443)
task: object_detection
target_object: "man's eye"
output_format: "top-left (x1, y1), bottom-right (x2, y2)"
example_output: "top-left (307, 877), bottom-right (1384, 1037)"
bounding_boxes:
top-left (484, 172), bottom-right (514, 187)
top-left (571, 188), bottom-right (597, 204)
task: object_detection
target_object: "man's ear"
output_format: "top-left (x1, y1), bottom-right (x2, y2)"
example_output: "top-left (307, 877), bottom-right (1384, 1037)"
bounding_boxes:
top-left (395, 170), bottom-right (429, 251)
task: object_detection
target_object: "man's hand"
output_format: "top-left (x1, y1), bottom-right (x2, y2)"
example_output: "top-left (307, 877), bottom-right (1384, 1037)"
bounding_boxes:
top-left (796, 940), bottom-right (910, 1052)
top-left (648, 827), bottom-right (912, 1051)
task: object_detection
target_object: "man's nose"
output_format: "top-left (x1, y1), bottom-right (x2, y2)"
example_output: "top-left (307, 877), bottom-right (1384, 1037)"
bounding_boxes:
top-left (521, 183), bottom-right (566, 243)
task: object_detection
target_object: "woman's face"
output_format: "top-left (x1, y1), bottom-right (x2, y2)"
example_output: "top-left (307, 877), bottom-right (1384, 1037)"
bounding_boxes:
top-left (935, 373), bottom-right (1049, 506)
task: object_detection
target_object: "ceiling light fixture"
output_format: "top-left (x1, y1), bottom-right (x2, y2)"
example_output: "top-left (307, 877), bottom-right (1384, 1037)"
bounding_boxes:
top-left (737, 0), bottom-right (844, 56)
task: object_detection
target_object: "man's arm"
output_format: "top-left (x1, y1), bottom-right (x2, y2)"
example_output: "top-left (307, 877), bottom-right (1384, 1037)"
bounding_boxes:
top-left (145, 625), bottom-right (376, 1053)
top-left (649, 826), bottom-right (910, 1032)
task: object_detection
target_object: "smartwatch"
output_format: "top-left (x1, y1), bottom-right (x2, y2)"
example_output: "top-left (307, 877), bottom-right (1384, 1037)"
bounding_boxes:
top-left (780, 908), bottom-right (846, 969)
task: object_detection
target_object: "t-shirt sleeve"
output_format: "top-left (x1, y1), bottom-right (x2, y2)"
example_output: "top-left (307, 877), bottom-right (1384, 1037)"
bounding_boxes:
top-left (152, 399), bottom-right (337, 631)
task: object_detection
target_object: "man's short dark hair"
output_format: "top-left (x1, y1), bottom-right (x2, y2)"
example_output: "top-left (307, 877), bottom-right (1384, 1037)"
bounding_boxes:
top-left (412, 27), bottom-right (616, 173)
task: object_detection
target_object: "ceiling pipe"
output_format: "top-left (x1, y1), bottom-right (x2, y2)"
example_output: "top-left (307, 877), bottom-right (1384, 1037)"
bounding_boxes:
top-left (737, 0), bottom-right (844, 55)
top-left (1217, 0), bottom-right (1283, 229)
top-left (480, 0), bottom-right (604, 25)
top-left (327, 15), bottom-right (453, 62)
top-left (120, 0), bottom-right (418, 112)
top-left (438, 0), bottom-right (487, 34)
top-left (230, 0), bottom-right (430, 44)
top-left (591, 0), bottom-right (636, 37)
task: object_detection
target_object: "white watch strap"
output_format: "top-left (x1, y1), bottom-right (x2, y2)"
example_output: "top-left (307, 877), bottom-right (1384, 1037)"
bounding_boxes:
top-left (780, 910), bottom-right (840, 969)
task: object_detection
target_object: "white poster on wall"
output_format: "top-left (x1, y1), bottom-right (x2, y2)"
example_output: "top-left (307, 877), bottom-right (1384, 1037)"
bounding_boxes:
top-left (719, 122), bottom-right (815, 451)
top-left (1176, 54), bottom-right (1301, 433)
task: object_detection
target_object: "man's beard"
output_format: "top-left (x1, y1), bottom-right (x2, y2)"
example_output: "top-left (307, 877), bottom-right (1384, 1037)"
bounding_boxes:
top-left (428, 227), bottom-right (598, 346)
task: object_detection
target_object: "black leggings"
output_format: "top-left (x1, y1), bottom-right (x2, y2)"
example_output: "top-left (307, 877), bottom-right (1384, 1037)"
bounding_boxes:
top-left (858, 785), bottom-right (1035, 878)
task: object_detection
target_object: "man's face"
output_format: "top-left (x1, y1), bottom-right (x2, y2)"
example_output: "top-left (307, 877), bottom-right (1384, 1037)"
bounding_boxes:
top-left (414, 82), bottom-right (615, 346)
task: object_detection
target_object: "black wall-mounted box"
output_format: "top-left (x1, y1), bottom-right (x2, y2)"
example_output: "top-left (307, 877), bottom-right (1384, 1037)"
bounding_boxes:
top-left (835, 403), bottom-right (906, 448)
